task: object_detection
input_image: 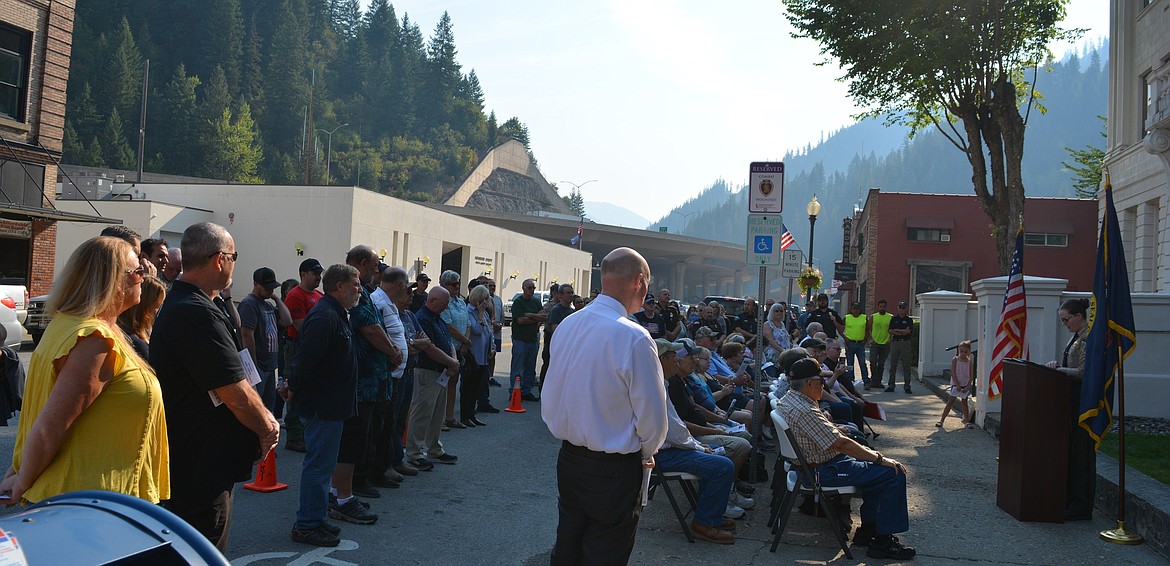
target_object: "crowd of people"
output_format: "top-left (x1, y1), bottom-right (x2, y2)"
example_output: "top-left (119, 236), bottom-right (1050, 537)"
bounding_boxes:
top-left (3, 228), bottom-right (935, 559)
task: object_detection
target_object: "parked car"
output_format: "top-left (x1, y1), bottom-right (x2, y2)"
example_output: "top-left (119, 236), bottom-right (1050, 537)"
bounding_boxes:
top-left (0, 278), bottom-right (28, 325)
top-left (0, 301), bottom-right (23, 349)
top-left (24, 294), bottom-right (49, 346)
top-left (503, 291), bottom-right (550, 325)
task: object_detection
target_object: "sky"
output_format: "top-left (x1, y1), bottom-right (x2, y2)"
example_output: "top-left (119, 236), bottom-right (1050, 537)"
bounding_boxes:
top-left (365, 1), bottom-right (1109, 223)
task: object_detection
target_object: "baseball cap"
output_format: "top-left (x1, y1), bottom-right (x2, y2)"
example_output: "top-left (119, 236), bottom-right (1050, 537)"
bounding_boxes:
top-left (695, 326), bottom-right (718, 340)
top-left (788, 358), bottom-right (823, 381)
top-left (299, 258), bottom-right (324, 273)
top-left (675, 338), bottom-right (698, 357)
top-left (655, 338), bottom-right (684, 357)
top-left (644, 294), bottom-right (656, 304)
top-left (253, 267), bottom-right (280, 290)
top-left (802, 338), bottom-right (826, 350)
top-left (898, 300), bottom-right (909, 307)
top-left (377, 261), bottom-right (390, 272)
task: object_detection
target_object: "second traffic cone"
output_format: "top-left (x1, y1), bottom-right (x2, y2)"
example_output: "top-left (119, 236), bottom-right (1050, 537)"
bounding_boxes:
top-left (244, 450), bottom-right (288, 492)
top-left (504, 375), bottom-right (526, 413)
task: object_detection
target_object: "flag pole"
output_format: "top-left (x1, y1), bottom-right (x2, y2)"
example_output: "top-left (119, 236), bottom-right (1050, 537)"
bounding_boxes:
top-left (1100, 334), bottom-right (1142, 544)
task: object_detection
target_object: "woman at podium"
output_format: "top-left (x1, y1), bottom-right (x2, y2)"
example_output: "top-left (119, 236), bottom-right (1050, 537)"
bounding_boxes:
top-left (1045, 298), bottom-right (1094, 521)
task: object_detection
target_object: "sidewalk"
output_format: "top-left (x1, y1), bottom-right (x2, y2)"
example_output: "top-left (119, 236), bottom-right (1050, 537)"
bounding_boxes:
top-left (633, 374), bottom-right (1166, 564)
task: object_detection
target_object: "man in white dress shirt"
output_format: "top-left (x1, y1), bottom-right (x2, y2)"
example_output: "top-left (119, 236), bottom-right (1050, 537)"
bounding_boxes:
top-left (541, 247), bottom-right (669, 565)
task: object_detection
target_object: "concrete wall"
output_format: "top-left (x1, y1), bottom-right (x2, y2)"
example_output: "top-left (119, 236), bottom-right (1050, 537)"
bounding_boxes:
top-left (919, 276), bottom-right (1170, 421)
top-left (445, 140), bottom-right (570, 215)
top-left (50, 184), bottom-right (591, 301)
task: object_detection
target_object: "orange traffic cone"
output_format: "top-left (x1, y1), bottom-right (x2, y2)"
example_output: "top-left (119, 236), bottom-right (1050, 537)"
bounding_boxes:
top-left (504, 375), bottom-right (527, 413)
top-left (244, 450), bottom-right (288, 492)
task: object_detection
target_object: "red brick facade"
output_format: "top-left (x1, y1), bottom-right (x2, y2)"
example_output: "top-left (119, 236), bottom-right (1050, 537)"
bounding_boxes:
top-left (0, 0), bottom-right (75, 296)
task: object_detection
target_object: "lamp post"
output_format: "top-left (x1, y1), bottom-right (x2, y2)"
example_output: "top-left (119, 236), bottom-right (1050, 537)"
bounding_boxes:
top-left (316, 123), bottom-right (349, 184)
top-left (806, 195), bottom-right (821, 303)
top-left (667, 210), bottom-right (700, 233)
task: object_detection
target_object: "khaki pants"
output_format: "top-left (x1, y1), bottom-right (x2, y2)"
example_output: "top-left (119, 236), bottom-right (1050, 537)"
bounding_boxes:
top-left (405, 368), bottom-right (448, 461)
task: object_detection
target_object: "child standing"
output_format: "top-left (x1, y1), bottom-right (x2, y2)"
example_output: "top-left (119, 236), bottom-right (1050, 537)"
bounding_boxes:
top-left (936, 340), bottom-right (975, 429)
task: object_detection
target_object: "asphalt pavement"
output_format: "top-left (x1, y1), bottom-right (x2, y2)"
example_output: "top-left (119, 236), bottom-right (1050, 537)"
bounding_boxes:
top-left (0, 333), bottom-right (1166, 565)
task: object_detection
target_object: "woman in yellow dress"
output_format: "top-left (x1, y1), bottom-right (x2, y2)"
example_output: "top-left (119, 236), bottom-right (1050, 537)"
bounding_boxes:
top-left (1, 236), bottom-right (169, 504)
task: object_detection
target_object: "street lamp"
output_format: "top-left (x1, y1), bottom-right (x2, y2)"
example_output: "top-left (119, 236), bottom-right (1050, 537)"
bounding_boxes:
top-left (316, 123), bottom-right (349, 184)
top-left (667, 209), bottom-right (700, 233)
top-left (806, 195), bottom-right (822, 303)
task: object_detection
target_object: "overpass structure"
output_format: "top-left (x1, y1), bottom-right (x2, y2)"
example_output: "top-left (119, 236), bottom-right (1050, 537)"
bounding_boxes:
top-left (430, 204), bottom-right (750, 302)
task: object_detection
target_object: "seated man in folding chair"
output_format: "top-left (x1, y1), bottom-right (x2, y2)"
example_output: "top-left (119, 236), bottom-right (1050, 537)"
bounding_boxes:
top-left (777, 358), bottom-right (916, 560)
top-left (652, 339), bottom-right (738, 544)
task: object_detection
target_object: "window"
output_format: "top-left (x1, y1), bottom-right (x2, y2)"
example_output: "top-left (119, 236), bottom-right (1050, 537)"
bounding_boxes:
top-left (907, 228), bottom-right (951, 242)
top-left (1024, 232), bottom-right (1068, 247)
top-left (0, 23), bottom-right (30, 122)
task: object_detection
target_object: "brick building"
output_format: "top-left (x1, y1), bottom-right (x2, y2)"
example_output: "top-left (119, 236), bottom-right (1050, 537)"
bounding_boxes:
top-left (847, 189), bottom-right (1098, 313)
top-left (0, 0), bottom-right (105, 296)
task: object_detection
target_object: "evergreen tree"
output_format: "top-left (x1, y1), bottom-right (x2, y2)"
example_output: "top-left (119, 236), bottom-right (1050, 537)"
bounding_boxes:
top-left (263, 0), bottom-right (311, 154)
top-left (202, 66), bottom-right (232, 122)
top-left (202, 103), bottom-right (263, 183)
top-left (102, 18), bottom-right (144, 129)
top-left (567, 188), bottom-right (586, 217)
top-left (1063, 116), bottom-right (1106, 199)
top-left (198, 0), bottom-right (244, 93)
top-left (334, 0), bottom-right (362, 39)
top-left (496, 117), bottom-right (529, 148)
top-left (66, 83), bottom-right (103, 145)
top-left (241, 16), bottom-right (266, 124)
top-left (81, 136), bottom-right (107, 167)
top-left (422, 12), bottom-right (460, 127)
top-left (102, 108), bottom-right (137, 169)
top-left (62, 123), bottom-right (83, 163)
top-left (153, 63), bottom-right (202, 174)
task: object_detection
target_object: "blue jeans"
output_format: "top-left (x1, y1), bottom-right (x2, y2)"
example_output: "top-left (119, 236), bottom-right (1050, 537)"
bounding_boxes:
top-left (654, 448), bottom-right (735, 527)
top-left (510, 340), bottom-right (540, 395)
top-left (845, 340), bottom-right (869, 382)
top-left (812, 454), bottom-right (909, 535)
top-left (295, 417), bottom-right (344, 530)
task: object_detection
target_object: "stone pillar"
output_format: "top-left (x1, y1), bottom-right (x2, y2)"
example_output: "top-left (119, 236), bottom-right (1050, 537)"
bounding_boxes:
top-left (733, 269), bottom-right (743, 297)
top-left (915, 290), bottom-right (975, 378)
top-left (968, 276), bottom-right (1069, 426)
top-left (672, 262), bottom-right (686, 299)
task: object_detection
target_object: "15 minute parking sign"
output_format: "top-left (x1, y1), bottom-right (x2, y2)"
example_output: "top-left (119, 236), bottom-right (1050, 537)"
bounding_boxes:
top-left (748, 161), bottom-right (784, 213)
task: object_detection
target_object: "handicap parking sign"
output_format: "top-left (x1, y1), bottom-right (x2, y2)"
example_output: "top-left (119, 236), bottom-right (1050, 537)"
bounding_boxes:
top-left (746, 214), bottom-right (782, 266)
top-left (754, 235), bottom-right (773, 254)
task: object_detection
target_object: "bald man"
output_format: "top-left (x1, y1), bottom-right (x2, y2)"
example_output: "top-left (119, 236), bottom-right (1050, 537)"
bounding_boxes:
top-left (404, 286), bottom-right (462, 471)
top-left (542, 247), bottom-right (669, 565)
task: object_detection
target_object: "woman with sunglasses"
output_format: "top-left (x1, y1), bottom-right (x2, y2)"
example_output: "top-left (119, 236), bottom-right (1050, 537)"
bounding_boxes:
top-left (1, 236), bottom-right (169, 505)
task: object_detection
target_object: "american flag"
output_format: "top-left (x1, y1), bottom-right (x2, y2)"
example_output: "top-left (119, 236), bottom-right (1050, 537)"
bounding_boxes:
top-left (988, 228), bottom-right (1028, 400)
top-left (780, 224), bottom-right (796, 251)
top-left (569, 223), bottom-right (582, 245)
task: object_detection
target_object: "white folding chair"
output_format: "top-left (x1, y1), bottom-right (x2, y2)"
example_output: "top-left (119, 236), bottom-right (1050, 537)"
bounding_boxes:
top-left (768, 410), bottom-right (858, 559)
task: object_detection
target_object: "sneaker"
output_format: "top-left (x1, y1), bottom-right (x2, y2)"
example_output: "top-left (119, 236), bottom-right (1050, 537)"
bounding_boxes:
top-left (884, 386), bottom-right (895, 392)
top-left (394, 462), bottom-right (420, 476)
top-left (329, 493), bottom-right (370, 509)
top-left (488, 377), bottom-right (503, 387)
top-left (329, 497), bottom-right (379, 525)
top-left (478, 405), bottom-right (501, 414)
top-left (430, 453), bottom-right (458, 465)
top-left (735, 481), bottom-right (756, 496)
top-left (690, 521), bottom-right (735, 544)
top-left (384, 468), bottom-right (405, 483)
top-left (320, 522), bottom-right (341, 536)
top-left (867, 536), bottom-right (916, 560)
top-left (904, 387), bottom-right (913, 394)
top-left (723, 503), bottom-right (745, 519)
top-left (410, 458), bottom-right (435, 471)
top-left (729, 491), bottom-right (755, 510)
top-left (291, 524), bottom-right (340, 547)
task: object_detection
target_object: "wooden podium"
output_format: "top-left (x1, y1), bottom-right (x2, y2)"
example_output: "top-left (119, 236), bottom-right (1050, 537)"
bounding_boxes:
top-left (995, 358), bottom-right (1081, 522)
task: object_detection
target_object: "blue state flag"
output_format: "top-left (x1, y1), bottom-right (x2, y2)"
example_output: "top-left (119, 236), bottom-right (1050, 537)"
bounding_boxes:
top-left (1079, 179), bottom-right (1137, 448)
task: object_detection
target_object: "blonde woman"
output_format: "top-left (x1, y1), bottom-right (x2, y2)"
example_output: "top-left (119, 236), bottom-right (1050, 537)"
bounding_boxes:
top-left (1, 236), bottom-right (169, 505)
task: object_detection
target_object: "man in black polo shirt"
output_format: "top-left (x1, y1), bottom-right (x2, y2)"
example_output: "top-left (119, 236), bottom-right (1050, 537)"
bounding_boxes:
top-left (406, 286), bottom-right (461, 469)
top-left (657, 289), bottom-right (682, 340)
top-left (633, 295), bottom-right (666, 339)
top-left (733, 298), bottom-right (759, 342)
top-left (286, 264), bottom-right (362, 547)
top-left (807, 293), bottom-right (845, 340)
top-left (885, 301), bottom-right (915, 393)
top-left (151, 222), bottom-right (280, 552)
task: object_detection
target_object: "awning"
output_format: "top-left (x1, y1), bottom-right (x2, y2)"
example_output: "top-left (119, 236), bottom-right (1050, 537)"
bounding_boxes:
top-left (905, 217), bottom-right (954, 229)
top-left (0, 203), bottom-right (120, 224)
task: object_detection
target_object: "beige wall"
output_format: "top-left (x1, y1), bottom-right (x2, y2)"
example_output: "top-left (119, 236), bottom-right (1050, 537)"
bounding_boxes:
top-left (50, 184), bottom-right (591, 299)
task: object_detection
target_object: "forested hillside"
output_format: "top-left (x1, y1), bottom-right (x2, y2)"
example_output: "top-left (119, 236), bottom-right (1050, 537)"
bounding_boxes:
top-left (63, 0), bottom-right (529, 201)
top-left (657, 44), bottom-right (1108, 266)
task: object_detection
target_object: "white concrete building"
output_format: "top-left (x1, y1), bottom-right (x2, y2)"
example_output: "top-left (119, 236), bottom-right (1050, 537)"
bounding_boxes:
top-left (50, 183), bottom-right (592, 301)
top-left (1106, 0), bottom-right (1170, 292)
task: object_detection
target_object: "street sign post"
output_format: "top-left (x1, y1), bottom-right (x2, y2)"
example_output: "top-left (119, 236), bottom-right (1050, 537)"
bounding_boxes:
top-left (748, 162), bottom-right (784, 213)
top-left (781, 249), bottom-right (803, 278)
top-left (746, 214), bottom-right (783, 266)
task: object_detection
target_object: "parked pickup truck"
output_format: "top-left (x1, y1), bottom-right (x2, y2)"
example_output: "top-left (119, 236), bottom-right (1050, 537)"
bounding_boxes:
top-left (24, 293), bottom-right (48, 346)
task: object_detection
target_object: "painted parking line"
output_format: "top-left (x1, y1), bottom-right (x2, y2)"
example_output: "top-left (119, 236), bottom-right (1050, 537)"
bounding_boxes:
top-left (232, 539), bottom-right (359, 565)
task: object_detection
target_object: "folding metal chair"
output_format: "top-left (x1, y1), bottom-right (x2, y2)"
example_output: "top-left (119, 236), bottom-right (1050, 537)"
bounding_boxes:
top-left (647, 468), bottom-right (700, 542)
top-left (768, 410), bottom-right (858, 559)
